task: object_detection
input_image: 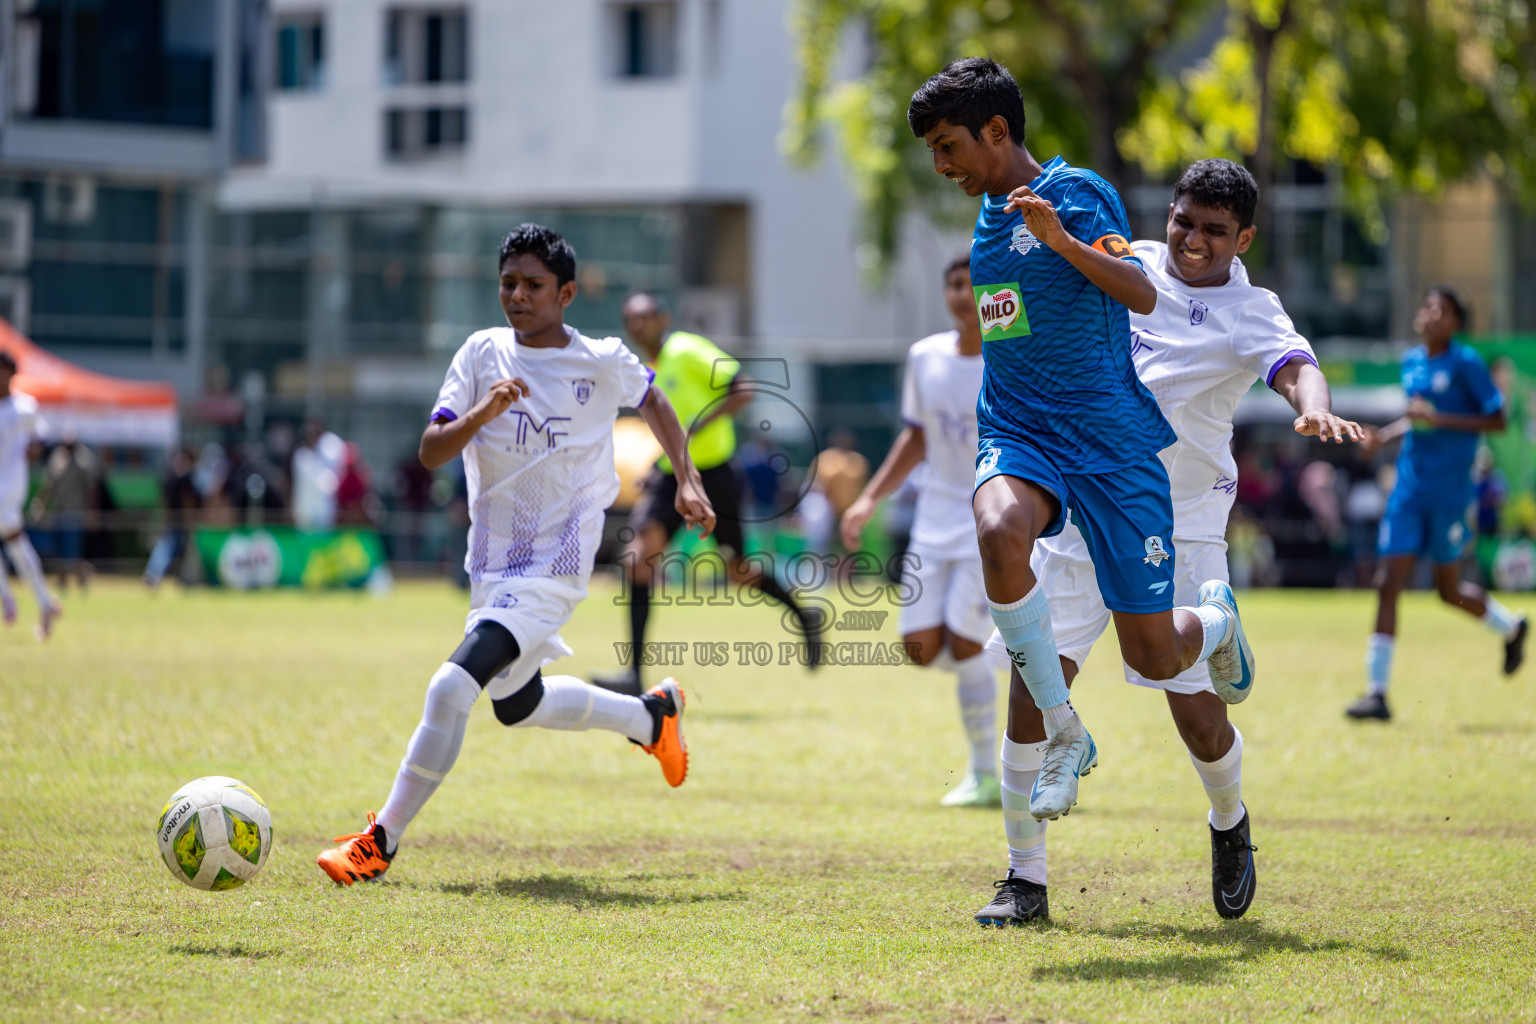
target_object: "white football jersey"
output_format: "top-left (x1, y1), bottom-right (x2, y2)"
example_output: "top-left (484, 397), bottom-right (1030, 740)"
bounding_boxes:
top-left (899, 331), bottom-right (985, 559)
top-left (1129, 240), bottom-right (1316, 537)
top-left (0, 391), bottom-right (43, 511)
top-left (433, 326), bottom-right (654, 586)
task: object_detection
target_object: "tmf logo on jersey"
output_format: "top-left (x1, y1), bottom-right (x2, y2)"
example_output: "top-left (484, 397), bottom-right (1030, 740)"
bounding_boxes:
top-left (973, 283), bottom-right (1031, 341)
top-left (508, 411), bottom-right (572, 450)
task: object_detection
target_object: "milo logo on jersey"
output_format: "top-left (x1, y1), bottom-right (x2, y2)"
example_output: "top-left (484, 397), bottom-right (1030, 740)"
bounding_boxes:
top-left (973, 283), bottom-right (1031, 341)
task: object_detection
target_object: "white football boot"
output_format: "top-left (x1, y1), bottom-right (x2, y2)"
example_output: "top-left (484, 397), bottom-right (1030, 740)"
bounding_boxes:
top-left (1028, 715), bottom-right (1097, 820)
top-left (1199, 580), bottom-right (1255, 704)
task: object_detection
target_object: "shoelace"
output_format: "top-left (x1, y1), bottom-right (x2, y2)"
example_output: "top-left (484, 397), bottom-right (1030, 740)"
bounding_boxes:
top-left (330, 812), bottom-right (381, 850)
top-left (1213, 836), bottom-right (1257, 886)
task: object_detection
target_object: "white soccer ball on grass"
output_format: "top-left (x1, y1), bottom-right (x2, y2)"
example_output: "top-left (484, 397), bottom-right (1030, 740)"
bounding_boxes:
top-left (156, 776), bottom-right (273, 891)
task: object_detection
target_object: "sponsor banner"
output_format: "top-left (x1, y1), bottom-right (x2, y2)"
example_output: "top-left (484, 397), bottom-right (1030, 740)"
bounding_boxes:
top-left (973, 282), bottom-right (1030, 341)
top-left (194, 526), bottom-right (386, 589)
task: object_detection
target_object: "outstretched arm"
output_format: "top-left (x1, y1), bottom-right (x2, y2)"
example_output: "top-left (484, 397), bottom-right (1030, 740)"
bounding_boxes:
top-left (639, 386), bottom-right (717, 539)
top-left (841, 426), bottom-right (926, 550)
top-left (1406, 395), bottom-right (1506, 434)
top-left (1270, 358), bottom-right (1362, 443)
top-left (1004, 186), bottom-right (1155, 314)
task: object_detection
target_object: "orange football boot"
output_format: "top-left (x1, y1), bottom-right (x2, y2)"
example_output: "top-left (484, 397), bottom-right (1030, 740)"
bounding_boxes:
top-left (639, 679), bottom-right (688, 787)
top-left (316, 812), bottom-right (395, 885)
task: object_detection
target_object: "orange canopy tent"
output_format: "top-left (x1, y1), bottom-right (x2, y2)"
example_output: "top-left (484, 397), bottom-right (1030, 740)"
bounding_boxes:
top-left (0, 320), bottom-right (178, 446)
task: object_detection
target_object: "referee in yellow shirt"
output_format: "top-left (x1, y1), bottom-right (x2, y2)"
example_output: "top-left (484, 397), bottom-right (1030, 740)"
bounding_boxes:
top-left (595, 292), bottom-right (823, 694)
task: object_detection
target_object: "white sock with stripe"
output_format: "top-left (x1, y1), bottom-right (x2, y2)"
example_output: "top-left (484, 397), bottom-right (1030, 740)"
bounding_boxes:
top-left (1000, 736), bottom-right (1048, 884)
top-left (376, 663), bottom-right (481, 851)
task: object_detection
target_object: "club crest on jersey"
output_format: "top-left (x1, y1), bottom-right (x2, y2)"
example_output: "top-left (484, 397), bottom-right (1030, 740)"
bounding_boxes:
top-left (571, 378), bottom-right (595, 405)
top-left (1143, 535), bottom-right (1169, 567)
top-left (1431, 370), bottom-right (1451, 393)
top-left (1009, 224), bottom-right (1041, 257)
top-left (972, 283), bottom-right (1031, 340)
top-left (1189, 299), bottom-right (1209, 326)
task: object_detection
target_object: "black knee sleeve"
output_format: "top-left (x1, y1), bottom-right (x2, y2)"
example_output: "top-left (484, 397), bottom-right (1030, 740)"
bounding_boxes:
top-left (492, 671), bottom-right (544, 725)
top-left (448, 621), bottom-right (522, 687)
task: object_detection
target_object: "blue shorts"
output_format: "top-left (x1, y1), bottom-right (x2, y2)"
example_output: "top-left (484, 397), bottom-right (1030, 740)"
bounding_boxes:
top-left (1378, 484), bottom-right (1473, 564)
top-left (975, 436), bottom-right (1176, 613)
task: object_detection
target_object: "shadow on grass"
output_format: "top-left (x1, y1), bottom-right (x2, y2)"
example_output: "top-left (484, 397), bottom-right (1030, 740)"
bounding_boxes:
top-left (438, 873), bottom-right (746, 909)
top-left (1032, 921), bottom-right (1410, 985)
top-left (170, 944), bottom-right (278, 960)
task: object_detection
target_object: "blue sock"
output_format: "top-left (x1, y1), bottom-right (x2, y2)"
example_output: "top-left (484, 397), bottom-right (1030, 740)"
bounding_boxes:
top-left (990, 585), bottom-right (1070, 710)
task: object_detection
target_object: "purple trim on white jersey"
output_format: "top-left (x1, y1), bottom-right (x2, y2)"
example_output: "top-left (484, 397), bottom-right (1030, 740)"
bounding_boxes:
top-left (1266, 349), bottom-right (1318, 388)
top-left (635, 367), bottom-right (657, 407)
top-left (901, 418), bottom-right (922, 429)
top-left (431, 406), bottom-right (459, 423)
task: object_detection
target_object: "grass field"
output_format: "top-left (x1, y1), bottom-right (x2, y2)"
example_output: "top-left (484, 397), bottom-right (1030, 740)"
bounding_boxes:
top-left (2, 578), bottom-right (1534, 1023)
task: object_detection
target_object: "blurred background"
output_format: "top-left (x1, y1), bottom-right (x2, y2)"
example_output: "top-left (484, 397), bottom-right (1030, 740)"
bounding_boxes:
top-left (3, 0), bottom-right (1536, 594)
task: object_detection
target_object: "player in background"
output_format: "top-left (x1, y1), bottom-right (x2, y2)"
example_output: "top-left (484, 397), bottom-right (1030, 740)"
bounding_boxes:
top-left (594, 292), bottom-right (823, 696)
top-left (0, 351), bottom-right (62, 639)
top-left (908, 59), bottom-right (1255, 838)
top-left (1346, 286), bottom-right (1526, 722)
top-left (981, 159), bottom-right (1362, 925)
top-left (317, 225), bottom-right (715, 885)
top-left (840, 254), bottom-right (1002, 807)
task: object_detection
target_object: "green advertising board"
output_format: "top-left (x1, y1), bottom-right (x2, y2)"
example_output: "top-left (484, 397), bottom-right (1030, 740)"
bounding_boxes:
top-left (193, 526), bottom-right (386, 589)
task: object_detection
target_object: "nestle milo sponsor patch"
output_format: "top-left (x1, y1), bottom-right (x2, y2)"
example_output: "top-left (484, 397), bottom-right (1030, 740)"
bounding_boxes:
top-left (973, 283), bottom-right (1030, 341)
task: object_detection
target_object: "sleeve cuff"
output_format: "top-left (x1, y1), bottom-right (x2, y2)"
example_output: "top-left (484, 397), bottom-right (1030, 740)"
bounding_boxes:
top-left (431, 406), bottom-right (458, 423)
top-left (635, 367), bottom-right (657, 408)
top-left (1266, 349), bottom-right (1318, 388)
top-left (901, 417), bottom-right (922, 429)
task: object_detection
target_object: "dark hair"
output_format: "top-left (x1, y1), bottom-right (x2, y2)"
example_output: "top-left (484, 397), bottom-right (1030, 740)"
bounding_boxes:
top-left (943, 252), bottom-right (971, 278)
top-left (498, 223), bottom-right (576, 286)
top-left (1427, 284), bottom-right (1470, 331)
top-left (1172, 159), bottom-right (1259, 230)
top-left (907, 57), bottom-right (1026, 145)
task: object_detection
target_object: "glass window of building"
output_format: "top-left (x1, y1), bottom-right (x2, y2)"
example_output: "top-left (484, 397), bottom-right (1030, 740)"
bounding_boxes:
top-left (275, 14), bottom-right (324, 91)
top-left (384, 8), bottom-right (468, 86)
top-left (611, 2), bottom-right (679, 78)
top-left (385, 107), bottom-right (468, 160)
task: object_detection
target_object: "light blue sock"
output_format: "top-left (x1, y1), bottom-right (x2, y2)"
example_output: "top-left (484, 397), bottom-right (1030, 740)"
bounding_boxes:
top-left (1482, 598), bottom-right (1521, 639)
top-left (1366, 633), bottom-right (1394, 696)
top-left (989, 585), bottom-right (1070, 710)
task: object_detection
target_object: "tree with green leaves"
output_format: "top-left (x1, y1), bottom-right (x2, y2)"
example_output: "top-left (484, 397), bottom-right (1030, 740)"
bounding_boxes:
top-left (787, 0), bottom-right (1536, 277)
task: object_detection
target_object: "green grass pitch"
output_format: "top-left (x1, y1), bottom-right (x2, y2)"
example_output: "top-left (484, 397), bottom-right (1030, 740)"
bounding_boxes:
top-left (1, 579), bottom-right (1533, 1022)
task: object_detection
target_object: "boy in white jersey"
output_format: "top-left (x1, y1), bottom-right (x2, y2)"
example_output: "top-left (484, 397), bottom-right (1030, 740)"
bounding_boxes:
top-left (317, 224), bottom-right (715, 885)
top-left (842, 256), bottom-right (1000, 807)
top-left (0, 351), bottom-right (62, 638)
top-left (978, 159), bottom-right (1363, 925)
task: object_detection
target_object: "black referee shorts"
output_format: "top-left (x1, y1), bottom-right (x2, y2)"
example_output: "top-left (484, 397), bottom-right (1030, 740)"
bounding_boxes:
top-left (629, 459), bottom-right (746, 559)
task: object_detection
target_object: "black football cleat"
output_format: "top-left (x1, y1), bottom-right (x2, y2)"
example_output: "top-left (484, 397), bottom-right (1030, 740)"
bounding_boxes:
top-left (1345, 692), bottom-right (1391, 721)
top-left (974, 874), bottom-right (1049, 927)
top-left (1503, 616), bottom-right (1528, 676)
top-left (589, 670), bottom-right (644, 697)
top-left (1211, 809), bottom-right (1257, 920)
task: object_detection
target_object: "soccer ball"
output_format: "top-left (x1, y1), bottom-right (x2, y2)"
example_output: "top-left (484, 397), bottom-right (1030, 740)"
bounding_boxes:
top-left (156, 776), bottom-right (273, 891)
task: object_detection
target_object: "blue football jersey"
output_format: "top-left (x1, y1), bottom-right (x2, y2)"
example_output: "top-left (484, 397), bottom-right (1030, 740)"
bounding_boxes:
top-left (970, 156), bottom-right (1175, 474)
top-left (1397, 340), bottom-right (1502, 493)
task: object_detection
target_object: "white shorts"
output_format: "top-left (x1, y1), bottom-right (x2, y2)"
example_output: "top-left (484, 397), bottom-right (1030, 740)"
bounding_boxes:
top-left (466, 576), bottom-right (583, 700)
top-left (897, 544), bottom-right (993, 645)
top-left (0, 503), bottom-right (22, 536)
top-left (986, 522), bottom-right (1228, 695)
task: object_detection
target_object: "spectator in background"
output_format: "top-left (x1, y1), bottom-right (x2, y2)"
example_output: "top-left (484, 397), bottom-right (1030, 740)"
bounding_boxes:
top-left (144, 446), bottom-right (201, 589)
top-left (291, 418), bottom-right (345, 530)
top-left (800, 429), bottom-right (869, 555)
top-left (227, 441), bottom-right (288, 524)
top-left (335, 442), bottom-right (380, 527)
top-left (391, 452), bottom-right (435, 564)
top-left (193, 442), bottom-right (236, 527)
top-left (37, 432), bottom-right (97, 590)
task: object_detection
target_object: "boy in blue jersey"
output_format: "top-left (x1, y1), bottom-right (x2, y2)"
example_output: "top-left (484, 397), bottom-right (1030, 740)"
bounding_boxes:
top-left (906, 58), bottom-right (1254, 869)
top-left (1347, 286), bottom-right (1527, 721)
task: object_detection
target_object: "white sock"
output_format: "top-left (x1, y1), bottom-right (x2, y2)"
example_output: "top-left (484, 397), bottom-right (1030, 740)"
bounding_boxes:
top-left (928, 647), bottom-right (957, 673)
top-left (1000, 736), bottom-right (1048, 884)
top-left (954, 652), bottom-right (997, 776)
top-left (514, 674), bottom-right (655, 744)
top-left (1189, 725), bottom-right (1245, 831)
top-left (1366, 633), bottom-right (1394, 696)
top-left (1482, 598), bottom-right (1522, 640)
top-left (4, 536), bottom-right (53, 609)
top-left (376, 663), bottom-right (483, 850)
top-left (1040, 700), bottom-right (1076, 735)
top-left (1192, 603), bottom-right (1232, 663)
